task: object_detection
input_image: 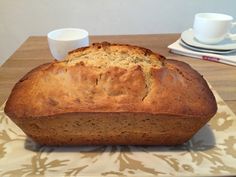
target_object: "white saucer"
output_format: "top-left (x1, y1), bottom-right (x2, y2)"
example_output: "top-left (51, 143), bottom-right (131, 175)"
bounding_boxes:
top-left (181, 29), bottom-right (236, 51)
top-left (179, 40), bottom-right (236, 54)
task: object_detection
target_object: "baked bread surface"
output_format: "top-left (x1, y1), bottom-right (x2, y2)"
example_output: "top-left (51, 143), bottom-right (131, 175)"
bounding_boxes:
top-left (4, 42), bottom-right (217, 145)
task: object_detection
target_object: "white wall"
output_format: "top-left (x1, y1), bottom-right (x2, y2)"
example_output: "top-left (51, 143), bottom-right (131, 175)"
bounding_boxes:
top-left (1, 0), bottom-right (236, 65)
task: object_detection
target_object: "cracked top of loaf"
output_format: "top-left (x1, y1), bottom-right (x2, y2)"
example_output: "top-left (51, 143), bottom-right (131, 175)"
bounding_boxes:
top-left (5, 42), bottom-right (217, 119)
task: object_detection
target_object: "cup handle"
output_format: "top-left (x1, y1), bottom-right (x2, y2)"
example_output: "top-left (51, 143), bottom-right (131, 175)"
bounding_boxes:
top-left (227, 22), bottom-right (236, 41)
top-left (232, 22), bottom-right (236, 27)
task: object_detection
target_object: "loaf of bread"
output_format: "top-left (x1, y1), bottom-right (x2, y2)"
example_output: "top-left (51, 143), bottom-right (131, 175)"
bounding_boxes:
top-left (4, 42), bottom-right (217, 145)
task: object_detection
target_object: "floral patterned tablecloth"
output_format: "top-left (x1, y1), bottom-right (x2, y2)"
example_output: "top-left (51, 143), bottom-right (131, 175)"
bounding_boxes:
top-left (0, 88), bottom-right (236, 177)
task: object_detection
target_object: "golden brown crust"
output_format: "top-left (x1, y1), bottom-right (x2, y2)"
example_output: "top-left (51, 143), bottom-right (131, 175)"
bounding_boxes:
top-left (69, 42), bottom-right (166, 63)
top-left (5, 42), bottom-right (216, 119)
top-left (4, 42), bottom-right (217, 145)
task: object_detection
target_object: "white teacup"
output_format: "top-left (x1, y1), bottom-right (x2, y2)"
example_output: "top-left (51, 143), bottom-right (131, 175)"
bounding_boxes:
top-left (193, 13), bottom-right (236, 44)
top-left (47, 28), bottom-right (89, 60)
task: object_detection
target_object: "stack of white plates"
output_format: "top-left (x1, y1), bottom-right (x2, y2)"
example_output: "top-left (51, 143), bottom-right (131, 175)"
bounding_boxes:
top-left (181, 29), bottom-right (236, 54)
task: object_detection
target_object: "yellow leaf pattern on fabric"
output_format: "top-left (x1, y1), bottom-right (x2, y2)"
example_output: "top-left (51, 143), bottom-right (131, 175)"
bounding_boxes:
top-left (210, 112), bottom-right (233, 131)
top-left (211, 165), bottom-right (236, 174)
top-left (223, 136), bottom-right (236, 158)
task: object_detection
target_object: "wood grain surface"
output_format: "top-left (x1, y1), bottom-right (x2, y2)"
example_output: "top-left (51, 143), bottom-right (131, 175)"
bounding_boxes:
top-left (0, 34), bottom-right (236, 113)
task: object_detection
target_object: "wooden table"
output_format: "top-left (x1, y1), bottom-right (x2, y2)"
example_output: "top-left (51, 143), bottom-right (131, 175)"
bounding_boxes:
top-left (0, 34), bottom-right (236, 113)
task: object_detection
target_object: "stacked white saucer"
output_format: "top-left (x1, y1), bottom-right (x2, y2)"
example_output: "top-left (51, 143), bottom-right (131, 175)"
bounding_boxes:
top-left (168, 29), bottom-right (236, 66)
top-left (181, 29), bottom-right (236, 54)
